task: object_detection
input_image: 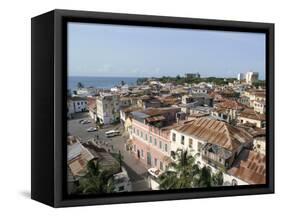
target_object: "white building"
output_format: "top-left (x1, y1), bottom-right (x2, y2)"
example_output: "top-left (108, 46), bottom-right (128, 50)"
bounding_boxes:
top-left (253, 100), bottom-right (266, 114)
top-left (237, 73), bottom-right (245, 81)
top-left (245, 71), bottom-right (259, 84)
top-left (237, 108), bottom-right (266, 128)
top-left (170, 117), bottom-right (254, 185)
top-left (67, 97), bottom-right (88, 115)
top-left (96, 93), bottom-right (120, 124)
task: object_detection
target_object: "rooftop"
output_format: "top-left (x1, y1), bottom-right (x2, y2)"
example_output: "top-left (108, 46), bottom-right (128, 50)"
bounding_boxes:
top-left (216, 99), bottom-right (244, 110)
top-left (228, 149), bottom-right (266, 184)
top-left (239, 108), bottom-right (265, 121)
top-left (175, 117), bottom-right (252, 151)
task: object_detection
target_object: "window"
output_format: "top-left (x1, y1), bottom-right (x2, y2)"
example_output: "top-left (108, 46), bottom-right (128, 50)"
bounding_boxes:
top-left (159, 141), bottom-right (162, 149)
top-left (154, 138), bottom-right (157, 146)
top-left (77, 102), bottom-right (80, 105)
top-left (189, 138), bottom-right (193, 148)
top-left (137, 129), bottom-right (139, 136)
top-left (154, 158), bottom-right (158, 167)
top-left (141, 150), bottom-right (144, 158)
top-left (198, 142), bottom-right (203, 152)
top-left (141, 131), bottom-right (143, 138)
top-left (133, 127), bottom-right (135, 133)
top-left (133, 145), bottom-right (136, 152)
top-left (172, 133), bottom-right (176, 142)
top-left (160, 161), bottom-right (163, 170)
top-left (165, 144), bottom-right (168, 152)
top-left (149, 136), bottom-right (152, 143)
top-left (181, 135), bottom-right (185, 145)
top-left (145, 134), bottom-right (148, 141)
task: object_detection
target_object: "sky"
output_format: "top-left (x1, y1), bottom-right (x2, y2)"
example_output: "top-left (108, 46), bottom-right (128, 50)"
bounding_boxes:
top-left (68, 22), bottom-right (266, 79)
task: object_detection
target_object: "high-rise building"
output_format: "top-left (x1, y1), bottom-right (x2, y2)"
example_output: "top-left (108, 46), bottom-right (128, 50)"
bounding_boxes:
top-left (237, 73), bottom-right (245, 81)
top-left (245, 71), bottom-right (259, 84)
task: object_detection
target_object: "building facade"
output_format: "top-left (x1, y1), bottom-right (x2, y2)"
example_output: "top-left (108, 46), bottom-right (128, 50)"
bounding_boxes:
top-left (96, 94), bottom-right (120, 124)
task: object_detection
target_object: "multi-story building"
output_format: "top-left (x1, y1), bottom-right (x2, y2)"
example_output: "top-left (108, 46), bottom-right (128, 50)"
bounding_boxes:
top-left (211, 99), bottom-right (244, 123)
top-left (253, 100), bottom-right (266, 114)
top-left (245, 71), bottom-right (259, 84)
top-left (237, 72), bottom-right (245, 81)
top-left (67, 96), bottom-right (88, 116)
top-left (237, 108), bottom-right (266, 128)
top-left (169, 117), bottom-right (256, 186)
top-left (130, 107), bottom-right (182, 171)
top-left (96, 93), bottom-right (120, 124)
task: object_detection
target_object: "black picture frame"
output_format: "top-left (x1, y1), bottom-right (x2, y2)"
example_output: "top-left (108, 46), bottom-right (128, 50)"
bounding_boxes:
top-left (31, 9), bottom-right (274, 207)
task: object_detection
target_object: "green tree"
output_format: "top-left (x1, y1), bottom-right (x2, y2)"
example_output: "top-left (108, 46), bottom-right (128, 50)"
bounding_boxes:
top-left (76, 160), bottom-right (115, 194)
top-left (159, 150), bottom-right (223, 190)
top-left (159, 150), bottom-right (200, 189)
top-left (211, 170), bottom-right (224, 186)
top-left (198, 166), bottom-right (212, 187)
top-left (252, 80), bottom-right (266, 88)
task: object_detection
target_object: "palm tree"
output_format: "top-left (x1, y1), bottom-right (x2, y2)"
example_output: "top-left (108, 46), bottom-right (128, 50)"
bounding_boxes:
top-left (159, 150), bottom-right (200, 189)
top-left (77, 160), bottom-right (115, 194)
top-left (159, 149), bottom-right (223, 190)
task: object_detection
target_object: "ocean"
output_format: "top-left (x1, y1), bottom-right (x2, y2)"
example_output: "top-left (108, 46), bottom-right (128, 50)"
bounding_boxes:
top-left (68, 76), bottom-right (138, 91)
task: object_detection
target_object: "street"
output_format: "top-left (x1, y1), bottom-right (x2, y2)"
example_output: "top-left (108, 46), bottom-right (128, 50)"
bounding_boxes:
top-left (68, 112), bottom-right (150, 191)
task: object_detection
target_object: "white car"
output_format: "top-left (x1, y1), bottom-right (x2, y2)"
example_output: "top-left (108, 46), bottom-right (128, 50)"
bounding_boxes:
top-left (87, 127), bottom-right (97, 132)
top-left (105, 130), bottom-right (120, 137)
top-left (81, 120), bottom-right (91, 124)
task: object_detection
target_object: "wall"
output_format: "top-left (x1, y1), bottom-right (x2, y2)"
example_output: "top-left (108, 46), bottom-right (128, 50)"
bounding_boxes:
top-left (0, 0), bottom-right (280, 216)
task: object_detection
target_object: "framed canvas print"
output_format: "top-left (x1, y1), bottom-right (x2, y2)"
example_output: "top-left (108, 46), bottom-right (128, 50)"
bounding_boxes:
top-left (31, 9), bottom-right (274, 207)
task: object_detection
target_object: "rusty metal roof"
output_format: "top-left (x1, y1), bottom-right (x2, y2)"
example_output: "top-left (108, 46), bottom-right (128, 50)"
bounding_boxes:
top-left (175, 117), bottom-right (253, 151)
top-left (228, 149), bottom-right (266, 184)
top-left (239, 108), bottom-right (265, 121)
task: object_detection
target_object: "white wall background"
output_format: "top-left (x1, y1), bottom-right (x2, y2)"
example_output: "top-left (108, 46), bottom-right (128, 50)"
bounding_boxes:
top-left (0, 0), bottom-right (279, 215)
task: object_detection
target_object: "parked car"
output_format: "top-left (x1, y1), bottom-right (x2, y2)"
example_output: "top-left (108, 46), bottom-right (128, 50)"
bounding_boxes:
top-left (87, 127), bottom-right (97, 132)
top-left (81, 120), bottom-right (91, 124)
top-left (105, 130), bottom-right (120, 137)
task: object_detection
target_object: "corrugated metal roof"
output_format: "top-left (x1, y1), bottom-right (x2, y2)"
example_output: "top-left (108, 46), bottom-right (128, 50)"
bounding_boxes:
top-left (228, 149), bottom-right (266, 184)
top-left (175, 117), bottom-right (252, 151)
